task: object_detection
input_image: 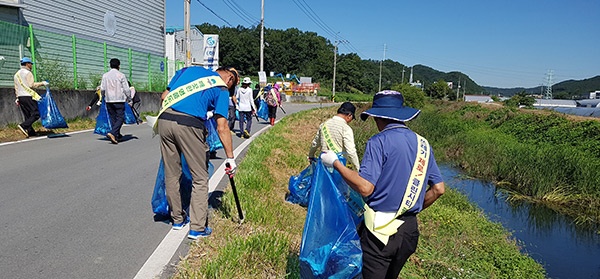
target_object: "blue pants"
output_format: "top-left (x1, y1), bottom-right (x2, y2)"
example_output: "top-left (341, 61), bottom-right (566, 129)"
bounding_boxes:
top-left (238, 111), bottom-right (253, 133)
top-left (107, 102), bottom-right (125, 136)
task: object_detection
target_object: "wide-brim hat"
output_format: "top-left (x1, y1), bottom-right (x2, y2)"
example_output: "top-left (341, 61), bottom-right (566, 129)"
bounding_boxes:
top-left (360, 90), bottom-right (420, 122)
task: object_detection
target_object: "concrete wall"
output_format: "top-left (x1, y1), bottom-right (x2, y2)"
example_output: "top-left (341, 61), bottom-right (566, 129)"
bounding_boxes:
top-left (0, 87), bottom-right (161, 128)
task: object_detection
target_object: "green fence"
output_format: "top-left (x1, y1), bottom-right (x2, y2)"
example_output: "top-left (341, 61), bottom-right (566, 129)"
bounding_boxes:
top-left (0, 20), bottom-right (183, 91)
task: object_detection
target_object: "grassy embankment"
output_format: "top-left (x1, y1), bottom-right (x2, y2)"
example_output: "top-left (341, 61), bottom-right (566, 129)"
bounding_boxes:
top-left (411, 101), bottom-right (600, 226)
top-left (173, 105), bottom-right (545, 279)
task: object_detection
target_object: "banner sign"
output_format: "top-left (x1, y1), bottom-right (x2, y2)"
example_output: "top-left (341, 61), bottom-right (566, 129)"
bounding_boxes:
top-left (203, 35), bottom-right (219, 70)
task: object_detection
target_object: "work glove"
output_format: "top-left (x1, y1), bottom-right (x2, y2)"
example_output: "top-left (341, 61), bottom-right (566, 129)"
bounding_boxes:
top-left (86, 106), bottom-right (92, 111)
top-left (320, 150), bottom-right (339, 168)
top-left (15, 99), bottom-right (19, 106)
top-left (225, 158), bottom-right (237, 177)
top-left (206, 111), bottom-right (214, 119)
top-left (42, 81), bottom-right (49, 86)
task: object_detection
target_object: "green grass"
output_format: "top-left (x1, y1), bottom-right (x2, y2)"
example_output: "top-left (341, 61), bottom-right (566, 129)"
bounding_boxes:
top-left (173, 105), bottom-right (546, 278)
top-left (410, 101), bottom-right (600, 225)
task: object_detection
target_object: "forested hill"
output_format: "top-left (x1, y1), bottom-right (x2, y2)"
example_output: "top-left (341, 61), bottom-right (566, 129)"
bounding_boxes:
top-left (483, 76), bottom-right (600, 99)
top-left (196, 23), bottom-right (485, 95)
top-left (197, 23), bottom-right (597, 98)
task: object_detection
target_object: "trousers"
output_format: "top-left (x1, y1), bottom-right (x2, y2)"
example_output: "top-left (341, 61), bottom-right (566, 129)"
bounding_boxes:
top-left (158, 108), bottom-right (210, 231)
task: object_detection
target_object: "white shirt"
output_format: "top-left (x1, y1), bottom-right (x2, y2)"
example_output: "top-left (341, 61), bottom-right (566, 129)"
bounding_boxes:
top-left (236, 86), bottom-right (256, 112)
top-left (14, 67), bottom-right (43, 97)
top-left (308, 115), bottom-right (360, 168)
top-left (101, 68), bottom-right (131, 103)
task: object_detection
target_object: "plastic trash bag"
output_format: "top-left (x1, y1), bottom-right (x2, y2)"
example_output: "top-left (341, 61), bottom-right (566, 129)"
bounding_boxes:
top-left (299, 160), bottom-right (363, 279)
top-left (38, 87), bottom-right (68, 129)
top-left (287, 154), bottom-right (351, 209)
top-left (93, 99), bottom-right (111, 136)
top-left (286, 161), bottom-right (316, 207)
top-left (257, 99), bottom-right (269, 121)
top-left (206, 118), bottom-right (223, 152)
top-left (152, 154), bottom-right (214, 217)
top-left (124, 103), bottom-right (137, 124)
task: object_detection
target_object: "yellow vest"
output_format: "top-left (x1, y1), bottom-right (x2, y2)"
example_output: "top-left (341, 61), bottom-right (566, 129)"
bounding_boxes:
top-left (152, 75), bottom-right (226, 134)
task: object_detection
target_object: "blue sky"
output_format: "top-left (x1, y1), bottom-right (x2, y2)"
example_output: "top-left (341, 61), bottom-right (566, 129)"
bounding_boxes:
top-left (166, 0), bottom-right (600, 89)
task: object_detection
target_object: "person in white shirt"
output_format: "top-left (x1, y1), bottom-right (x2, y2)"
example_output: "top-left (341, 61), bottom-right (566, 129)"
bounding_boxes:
top-left (308, 102), bottom-right (360, 169)
top-left (235, 77), bottom-right (257, 138)
top-left (101, 58), bottom-right (131, 144)
top-left (13, 57), bottom-right (48, 138)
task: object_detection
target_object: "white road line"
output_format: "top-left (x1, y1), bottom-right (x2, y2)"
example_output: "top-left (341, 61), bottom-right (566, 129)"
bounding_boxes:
top-left (133, 120), bottom-right (276, 279)
top-left (0, 129), bottom-right (93, 147)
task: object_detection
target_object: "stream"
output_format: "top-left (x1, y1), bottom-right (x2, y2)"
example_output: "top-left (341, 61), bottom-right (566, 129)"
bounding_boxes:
top-left (440, 164), bottom-right (600, 279)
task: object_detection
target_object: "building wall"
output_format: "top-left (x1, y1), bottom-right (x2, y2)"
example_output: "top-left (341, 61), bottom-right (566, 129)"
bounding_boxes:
top-left (18, 0), bottom-right (165, 56)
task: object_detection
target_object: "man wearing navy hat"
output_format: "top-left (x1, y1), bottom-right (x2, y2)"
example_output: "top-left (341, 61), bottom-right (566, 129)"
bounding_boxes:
top-left (321, 90), bottom-right (446, 279)
top-left (13, 57), bottom-right (49, 137)
top-left (308, 101), bottom-right (360, 169)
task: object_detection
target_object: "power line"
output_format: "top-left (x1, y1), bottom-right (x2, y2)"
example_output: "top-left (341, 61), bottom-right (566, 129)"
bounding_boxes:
top-left (196, 0), bottom-right (233, 27)
top-left (221, 0), bottom-right (258, 26)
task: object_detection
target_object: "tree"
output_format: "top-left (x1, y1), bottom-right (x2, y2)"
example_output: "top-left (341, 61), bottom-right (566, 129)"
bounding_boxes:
top-left (391, 83), bottom-right (426, 109)
top-left (425, 79), bottom-right (451, 100)
top-left (503, 91), bottom-right (535, 108)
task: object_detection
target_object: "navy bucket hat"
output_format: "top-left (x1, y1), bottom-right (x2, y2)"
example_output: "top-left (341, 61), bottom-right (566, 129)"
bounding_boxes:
top-left (360, 90), bottom-right (420, 122)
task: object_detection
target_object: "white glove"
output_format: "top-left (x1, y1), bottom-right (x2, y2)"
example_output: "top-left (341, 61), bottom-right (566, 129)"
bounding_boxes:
top-left (320, 150), bottom-right (339, 168)
top-left (206, 111), bottom-right (214, 119)
top-left (42, 81), bottom-right (49, 86)
top-left (225, 158), bottom-right (237, 177)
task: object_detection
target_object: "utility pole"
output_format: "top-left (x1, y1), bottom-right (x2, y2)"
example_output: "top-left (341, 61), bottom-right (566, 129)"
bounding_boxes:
top-left (332, 40), bottom-right (339, 102)
top-left (184, 0), bottom-right (191, 67)
top-left (401, 66), bottom-right (405, 84)
top-left (378, 44), bottom-right (386, 91)
top-left (260, 0), bottom-right (265, 72)
top-left (456, 77), bottom-right (460, 101)
top-left (544, 70), bottom-right (554, 99)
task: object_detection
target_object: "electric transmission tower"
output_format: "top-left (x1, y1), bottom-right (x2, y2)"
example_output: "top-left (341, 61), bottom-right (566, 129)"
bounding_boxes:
top-left (544, 70), bottom-right (553, 99)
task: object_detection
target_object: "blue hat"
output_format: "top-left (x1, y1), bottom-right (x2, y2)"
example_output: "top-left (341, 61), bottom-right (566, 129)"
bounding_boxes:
top-left (20, 57), bottom-right (33, 64)
top-left (360, 90), bottom-right (420, 122)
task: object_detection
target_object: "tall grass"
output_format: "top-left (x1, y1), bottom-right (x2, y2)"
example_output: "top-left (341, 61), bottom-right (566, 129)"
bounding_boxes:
top-left (410, 102), bottom-right (600, 224)
top-left (174, 105), bottom-right (546, 278)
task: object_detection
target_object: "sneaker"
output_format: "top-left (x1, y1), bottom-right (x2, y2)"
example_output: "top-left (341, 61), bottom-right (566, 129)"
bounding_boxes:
top-left (17, 125), bottom-right (29, 138)
top-left (172, 219), bottom-right (189, 230)
top-left (188, 227), bottom-right (212, 239)
top-left (106, 133), bottom-right (118, 144)
top-left (243, 130), bottom-right (250, 138)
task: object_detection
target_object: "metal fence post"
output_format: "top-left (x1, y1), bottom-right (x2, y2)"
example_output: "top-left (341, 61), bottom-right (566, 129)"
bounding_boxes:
top-left (147, 53), bottom-right (152, 91)
top-left (164, 57), bottom-right (168, 87)
top-left (28, 24), bottom-right (38, 81)
top-left (128, 48), bottom-right (132, 82)
top-left (103, 42), bottom-right (107, 73)
top-left (72, 35), bottom-right (78, 89)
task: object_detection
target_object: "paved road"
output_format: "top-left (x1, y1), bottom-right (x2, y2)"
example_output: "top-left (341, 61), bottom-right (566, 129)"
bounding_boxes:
top-left (0, 103), bottom-right (332, 279)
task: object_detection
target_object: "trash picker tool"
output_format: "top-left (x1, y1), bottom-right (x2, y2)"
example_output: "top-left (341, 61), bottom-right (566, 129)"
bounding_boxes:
top-left (226, 163), bottom-right (244, 224)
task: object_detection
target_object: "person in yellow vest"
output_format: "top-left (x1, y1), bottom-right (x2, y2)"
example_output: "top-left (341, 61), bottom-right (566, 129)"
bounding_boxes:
top-left (308, 102), bottom-right (360, 169)
top-left (321, 90), bottom-right (445, 279)
top-left (13, 57), bottom-right (48, 137)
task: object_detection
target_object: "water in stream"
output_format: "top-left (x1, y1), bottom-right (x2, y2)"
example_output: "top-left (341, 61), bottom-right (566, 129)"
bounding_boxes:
top-left (439, 164), bottom-right (600, 279)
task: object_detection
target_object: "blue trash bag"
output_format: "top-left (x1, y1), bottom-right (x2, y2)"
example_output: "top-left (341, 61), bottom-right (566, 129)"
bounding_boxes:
top-left (299, 161), bottom-right (363, 279)
top-left (152, 155), bottom-right (215, 217)
top-left (257, 99), bottom-right (269, 121)
top-left (124, 103), bottom-right (137, 124)
top-left (37, 87), bottom-right (68, 129)
top-left (286, 161), bottom-right (316, 207)
top-left (287, 154), bottom-right (349, 209)
top-left (94, 99), bottom-right (111, 136)
top-left (235, 109), bottom-right (240, 121)
top-left (206, 118), bottom-right (223, 152)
